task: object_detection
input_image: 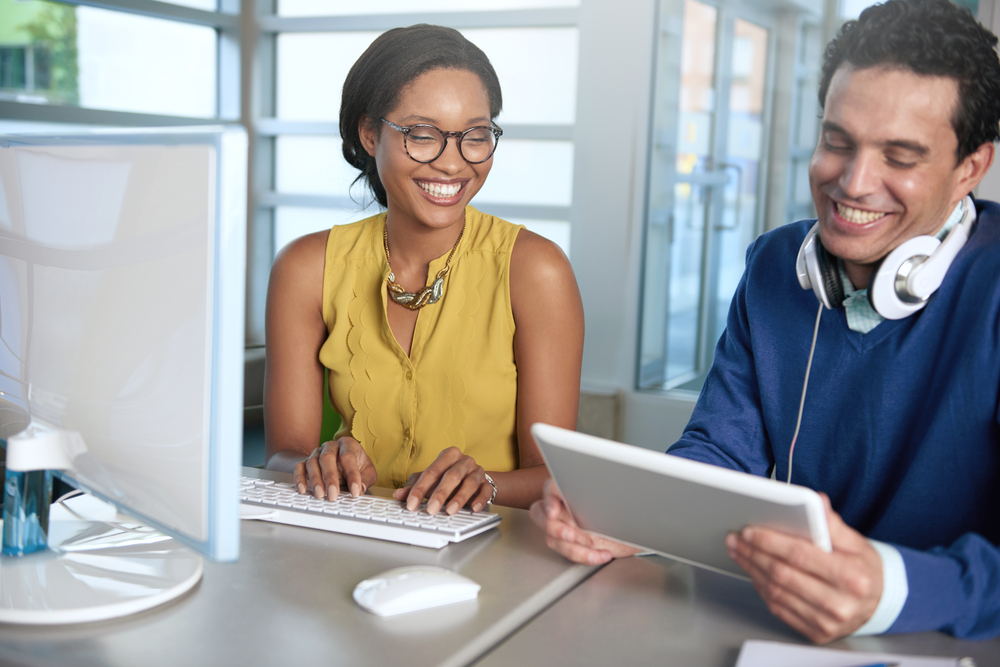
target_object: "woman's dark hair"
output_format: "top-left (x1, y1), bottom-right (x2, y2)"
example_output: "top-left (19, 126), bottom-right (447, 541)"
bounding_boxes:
top-left (818, 0), bottom-right (1000, 163)
top-left (340, 24), bottom-right (503, 208)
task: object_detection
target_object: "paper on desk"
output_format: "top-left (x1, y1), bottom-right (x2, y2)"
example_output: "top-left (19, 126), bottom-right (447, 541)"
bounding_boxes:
top-left (735, 640), bottom-right (972, 667)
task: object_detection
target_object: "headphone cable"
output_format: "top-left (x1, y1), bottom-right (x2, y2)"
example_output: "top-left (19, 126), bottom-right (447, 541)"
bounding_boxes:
top-left (787, 301), bottom-right (824, 484)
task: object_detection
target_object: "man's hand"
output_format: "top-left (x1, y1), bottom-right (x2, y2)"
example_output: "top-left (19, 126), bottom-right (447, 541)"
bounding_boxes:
top-left (529, 479), bottom-right (640, 565)
top-left (726, 493), bottom-right (883, 643)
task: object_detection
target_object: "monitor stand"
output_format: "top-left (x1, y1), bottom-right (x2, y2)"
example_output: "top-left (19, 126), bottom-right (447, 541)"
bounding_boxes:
top-left (0, 517), bottom-right (203, 624)
top-left (0, 426), bottom-right (204, 625)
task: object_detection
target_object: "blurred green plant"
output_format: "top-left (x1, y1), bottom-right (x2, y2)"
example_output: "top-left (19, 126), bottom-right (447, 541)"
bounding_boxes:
top-left (18, 1), bottom-right (78, 105)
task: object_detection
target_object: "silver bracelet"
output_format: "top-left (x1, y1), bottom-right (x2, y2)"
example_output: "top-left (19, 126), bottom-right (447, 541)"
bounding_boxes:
top-left (483, 473), bottom-right (498, 506)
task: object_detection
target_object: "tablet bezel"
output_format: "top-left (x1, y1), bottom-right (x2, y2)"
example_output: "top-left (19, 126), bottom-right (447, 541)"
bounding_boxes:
top-left (532, 423), bottom-right (832, 579)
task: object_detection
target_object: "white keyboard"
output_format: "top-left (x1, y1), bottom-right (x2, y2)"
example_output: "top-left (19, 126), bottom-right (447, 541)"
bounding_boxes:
top-left (239, 477), bottom-right (501, 549)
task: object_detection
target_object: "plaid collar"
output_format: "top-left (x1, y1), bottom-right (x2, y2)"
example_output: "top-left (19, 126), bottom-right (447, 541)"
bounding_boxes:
top-left (838, 201), bottom-right (964, 334)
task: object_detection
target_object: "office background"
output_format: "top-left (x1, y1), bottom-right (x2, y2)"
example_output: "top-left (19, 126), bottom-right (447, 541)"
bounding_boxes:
top-left (2, 0), bottom-right (998, 462)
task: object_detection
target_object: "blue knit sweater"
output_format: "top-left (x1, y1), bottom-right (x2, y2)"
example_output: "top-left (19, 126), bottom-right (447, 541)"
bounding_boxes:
top-left (669, 199), bottom-right (1000, 638)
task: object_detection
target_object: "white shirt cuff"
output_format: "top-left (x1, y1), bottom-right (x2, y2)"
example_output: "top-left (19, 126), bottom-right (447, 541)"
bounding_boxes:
top-left (852, 539), bottom-right (908, 636)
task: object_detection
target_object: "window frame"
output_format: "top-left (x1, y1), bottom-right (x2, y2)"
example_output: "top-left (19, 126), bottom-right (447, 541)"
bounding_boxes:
top-left (248, 6), bottom-right (582, 343)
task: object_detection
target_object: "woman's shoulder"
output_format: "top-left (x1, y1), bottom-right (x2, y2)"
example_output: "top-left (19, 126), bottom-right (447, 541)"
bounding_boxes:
top-left (270, 229), bottom-right (329, 289)
top-left (510, 228), bottom-right (574, 285)
top-left (507, 227), bottom-right (583, 334)
top-left (269, 211), bottom-right (382, 285)
top-left (464, 206), bottom-right (524, 253)
top-left (326, 213), bottom-right (386, 264)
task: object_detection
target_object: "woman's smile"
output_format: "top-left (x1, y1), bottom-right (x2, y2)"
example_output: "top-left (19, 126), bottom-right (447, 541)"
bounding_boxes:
top-left (415, 178), bottom-right (467, 204)
top-left (362, 67), bottom-right (494, 235)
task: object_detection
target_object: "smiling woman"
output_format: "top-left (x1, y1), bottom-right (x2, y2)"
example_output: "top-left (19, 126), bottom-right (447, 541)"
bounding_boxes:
top-left (263, 25), bottom-right (584, 516)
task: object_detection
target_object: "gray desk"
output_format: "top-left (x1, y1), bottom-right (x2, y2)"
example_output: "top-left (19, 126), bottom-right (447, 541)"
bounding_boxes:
top-left (0, 468), bottom-right (597, 667)
top-left (1, 469), bottom-right (997, 667)
top-left (480, 553), bottom-right (1000, 666)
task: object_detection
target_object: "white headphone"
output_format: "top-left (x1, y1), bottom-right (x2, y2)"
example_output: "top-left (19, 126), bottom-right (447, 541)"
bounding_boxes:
top-left (795, 196), bottom-right (976, 319)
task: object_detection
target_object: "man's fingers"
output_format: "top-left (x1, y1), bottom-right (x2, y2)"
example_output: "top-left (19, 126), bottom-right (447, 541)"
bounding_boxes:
top-left (739, 523), bottom-right (881, 603)
top-left (528, 502), bottom-right (609, 564)
top-left (545, 535), bottom-right (615, 566)
top-left (729, 528), bottom-right (879, 641)
top-left (529, 500), bottom-right (573, 540)
top-left (731, 529), bottom-right (853, 612)
top-left (528, 500), bottom-right (636, 565)
top-left (732, 539), bottom-right (831, 627)
top-left (736, 527), bottom-right (845, 586)
top-left (819, 493), bottom-right (870, 555)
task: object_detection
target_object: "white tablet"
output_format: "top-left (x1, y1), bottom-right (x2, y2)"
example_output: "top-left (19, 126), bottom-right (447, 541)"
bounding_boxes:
top-left (531, 423), bottom-right (832, 579)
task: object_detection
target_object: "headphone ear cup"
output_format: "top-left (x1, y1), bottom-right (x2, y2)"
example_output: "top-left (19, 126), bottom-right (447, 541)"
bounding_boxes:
top-left (797, 222), bottom-right (841, 310)
top-left (818, 244), bottom-right (845, 309)
top-left (869, 234), bottom-right (941, 319)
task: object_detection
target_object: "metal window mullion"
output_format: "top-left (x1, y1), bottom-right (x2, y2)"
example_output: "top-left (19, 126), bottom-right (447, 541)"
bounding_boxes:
top-left (24, 44), bottom-right (34, 92)
top-left (257, 119), bottom-right (574, 141)
top-left (0, 100), bottom-right (221, 125)
top-left (218, 3), bottom-right (241, 121)
top-left (256, 192), bottom-right (568, 220)
top-left (68, 0), bottom-right (239, 30)
top-left (259, 8), bottom-right (578, 33)
top-left (245, 0), bottom-right (277, 345)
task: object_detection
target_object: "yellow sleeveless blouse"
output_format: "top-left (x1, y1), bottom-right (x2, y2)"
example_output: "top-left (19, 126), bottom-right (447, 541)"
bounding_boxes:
top-left (318, 206), bottom-right (523, 488)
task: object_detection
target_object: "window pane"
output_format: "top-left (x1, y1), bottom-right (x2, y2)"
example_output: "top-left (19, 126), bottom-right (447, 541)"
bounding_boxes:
top-left (476, 139), bottom-right (573, 206)
top-left (277, 32), bottom-right (379, 121)
top-left (164, 0), bottom-right (218, 9)
top-left (638, 0), bottom-right (715, 388)
top-left (279, 0), bottom-right (579, 16)
top-left (792, 159), bottom-right (812, 205)
top-left (0, 1), bottom-right (77, 105)
top-left (0, 2), bottom-right (216, 115)
top-left (276, 28), bottom-right (577, 126)
top-left (274, 206), bottom-right (378, 257)
top-left (462, 28), bottom-right (577, 126)
top-left (275, 135), bottom-right (372, 201)
top-left (508, 218), bottom-right (570, 258)
top-left (77, 7), bottom-right (216, 117)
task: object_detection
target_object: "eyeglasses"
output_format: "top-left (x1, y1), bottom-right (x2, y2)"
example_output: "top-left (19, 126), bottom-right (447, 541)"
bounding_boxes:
top-left (381, 118), bottom-right (503, 164)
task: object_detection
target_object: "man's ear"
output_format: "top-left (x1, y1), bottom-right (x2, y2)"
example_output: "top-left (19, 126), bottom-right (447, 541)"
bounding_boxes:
top-left (954, 141), bottom-right (995, 197)
top-left (358, 115), bottom-right (378, 157)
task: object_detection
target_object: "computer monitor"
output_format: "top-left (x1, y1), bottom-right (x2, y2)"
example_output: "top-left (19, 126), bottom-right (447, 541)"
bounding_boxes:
top-left (0, 126), bottom-right (246, 623)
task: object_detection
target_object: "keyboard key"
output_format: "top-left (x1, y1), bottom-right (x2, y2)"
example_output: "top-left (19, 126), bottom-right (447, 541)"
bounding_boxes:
top-left (239, 476), bottom-right (500, 548)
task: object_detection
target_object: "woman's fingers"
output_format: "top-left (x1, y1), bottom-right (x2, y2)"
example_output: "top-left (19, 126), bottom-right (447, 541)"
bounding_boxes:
top-left (292, 437), bottom-right (375, 501)
top-left (396, 448), bottom-right (491, 515)
top-left (439, 472), bottom-right (486, 515)
top-left (406, 448), bottom-right (464, 511)
top-left (468, 479), bottom-right (494, 513)
top-left (305, 448), bottom-right (336, 499)
top-left (336, 438), bottom-right (374, 498)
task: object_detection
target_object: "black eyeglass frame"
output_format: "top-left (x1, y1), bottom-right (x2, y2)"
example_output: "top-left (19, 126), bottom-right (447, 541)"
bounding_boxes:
top-left (380, 118), bottom-right (503, 164)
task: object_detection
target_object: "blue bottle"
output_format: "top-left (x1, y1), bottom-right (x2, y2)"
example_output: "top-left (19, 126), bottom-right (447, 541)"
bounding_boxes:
top-left (2, 469), bottom-right (52, 556)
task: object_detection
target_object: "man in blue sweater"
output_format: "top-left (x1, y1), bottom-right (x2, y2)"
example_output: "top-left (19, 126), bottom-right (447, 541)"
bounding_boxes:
top-left (532, 0), bottom-right (1000, 643)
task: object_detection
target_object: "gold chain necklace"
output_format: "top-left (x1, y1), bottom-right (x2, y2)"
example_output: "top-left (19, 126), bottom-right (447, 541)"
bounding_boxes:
top-left (383, 220), bottom-right (465, 310)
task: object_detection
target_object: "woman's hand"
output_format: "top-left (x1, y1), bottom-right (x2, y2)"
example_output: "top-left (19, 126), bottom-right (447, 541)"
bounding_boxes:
top-left (393, 447), bottom-right (494, 515)
top-left (293, 436), bottom-right (378, 500)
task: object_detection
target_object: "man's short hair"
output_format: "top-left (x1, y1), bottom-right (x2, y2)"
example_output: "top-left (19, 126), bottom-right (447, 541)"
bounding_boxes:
top-left (818, 0), bottom-right (1000, 162)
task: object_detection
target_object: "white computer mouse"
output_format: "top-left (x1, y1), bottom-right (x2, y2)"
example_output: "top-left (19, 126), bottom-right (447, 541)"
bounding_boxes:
top-left (353, 565), bottom-right (481, 617)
